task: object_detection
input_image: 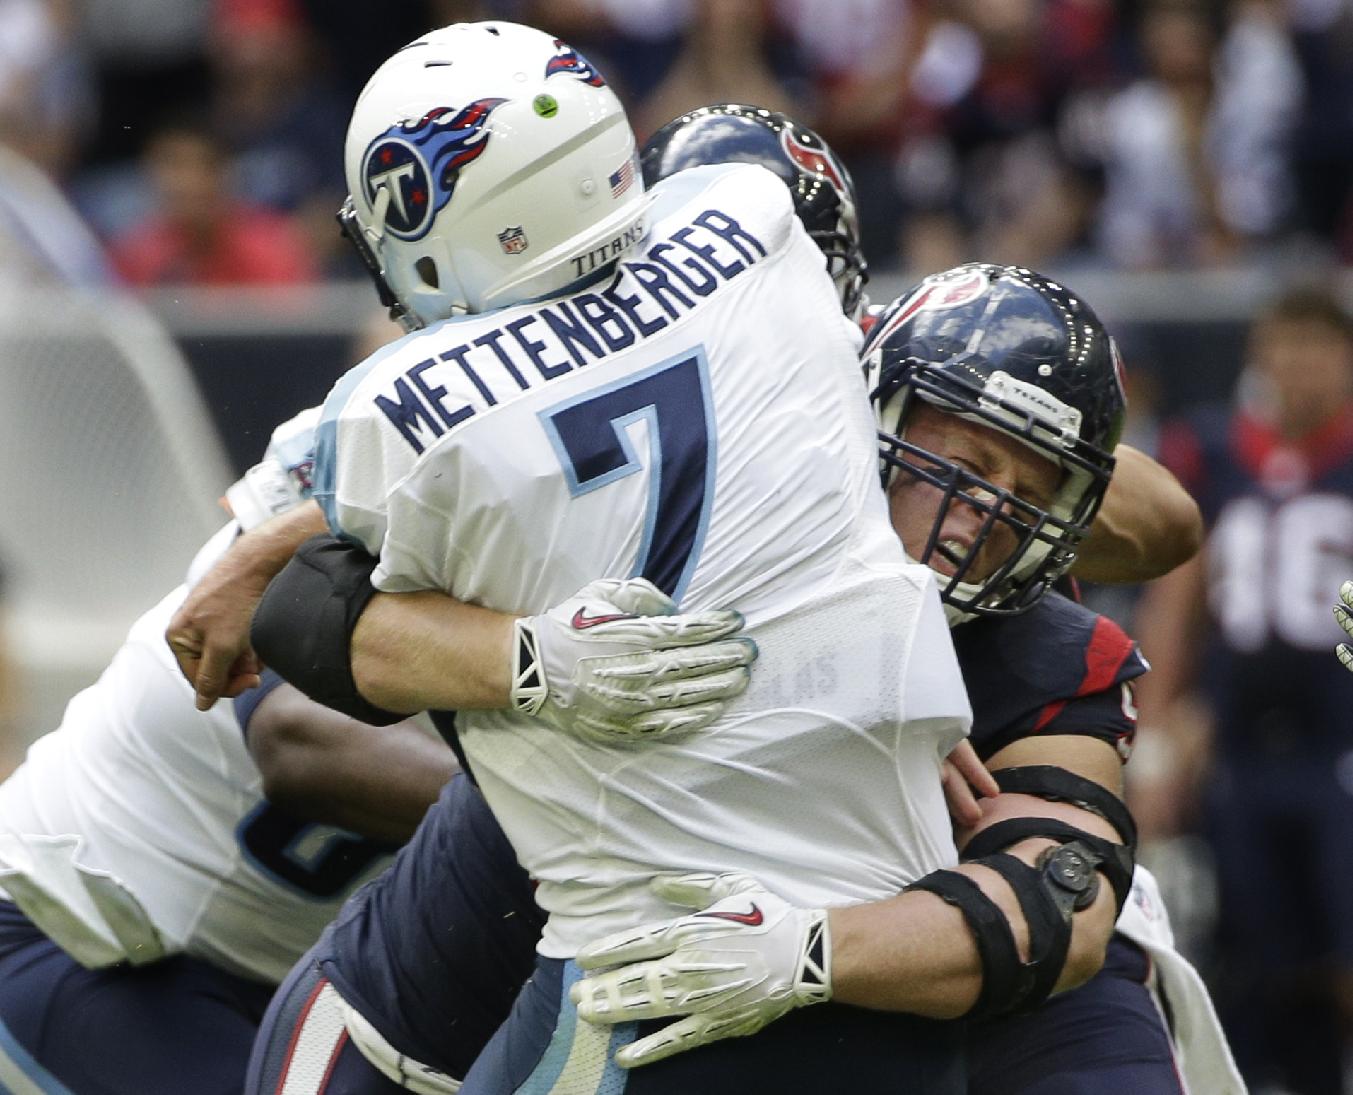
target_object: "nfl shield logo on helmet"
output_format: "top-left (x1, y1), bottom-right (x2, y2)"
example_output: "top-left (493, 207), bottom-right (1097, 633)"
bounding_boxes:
top-left (497, 226), bottom-right (529, 255)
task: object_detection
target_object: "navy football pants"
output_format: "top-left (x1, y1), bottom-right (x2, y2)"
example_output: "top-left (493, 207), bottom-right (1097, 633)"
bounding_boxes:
top-left (0, 899), bottom-right (275, 1095)
top-left (969, 936), bottom-right (1184, 1095)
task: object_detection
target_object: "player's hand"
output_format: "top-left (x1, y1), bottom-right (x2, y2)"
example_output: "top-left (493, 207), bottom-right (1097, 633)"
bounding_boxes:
top-left (942, 740), bottom-right (1000, 829)
top-left (167, 565), bottom-right (265, 711)
top-left (1335, 580), bottom-right (1353, 674)
top-left (167, 539), bottom-right (277, 711)
top-left (509, 579), bottom-right (757, 743)
top-left (570, 872), bottom-right (830, 1068)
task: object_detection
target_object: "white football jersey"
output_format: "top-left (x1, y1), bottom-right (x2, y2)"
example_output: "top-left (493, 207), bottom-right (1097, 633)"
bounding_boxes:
top-left (0, 535), bottom-right (396, 983)
top-left (319, 163), bottom-right (973, 956)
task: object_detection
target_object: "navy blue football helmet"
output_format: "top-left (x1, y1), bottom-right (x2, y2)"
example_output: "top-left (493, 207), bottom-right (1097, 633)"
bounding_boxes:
top-left (861, 263), bottom-right (1126, 619)
top-left (640, 103), bottom-right (868, 318)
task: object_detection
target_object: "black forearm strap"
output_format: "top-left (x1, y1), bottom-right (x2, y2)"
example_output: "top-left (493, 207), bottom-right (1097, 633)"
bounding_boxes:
top-left (975, 852), bottom-right (1075, 1012)
top-left (963, 817), bottom-right (1134, 915)
top-left (905, 869), bottom-right (1025, 1017)
top-left (993, 766), bottom-right (1138, 847)
top-left (251, 534), bottom-right (405, 726)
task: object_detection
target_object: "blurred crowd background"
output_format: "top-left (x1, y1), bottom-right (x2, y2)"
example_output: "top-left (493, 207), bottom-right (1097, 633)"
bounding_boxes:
top-left (6, 0), bottom-right (1353, 280)
top-left (4, 1), bottom-right (1353, 1093)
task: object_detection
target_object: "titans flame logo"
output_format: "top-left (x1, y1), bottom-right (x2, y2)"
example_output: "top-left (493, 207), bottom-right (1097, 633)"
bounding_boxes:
top-left (362, 98), bottom-right (507, 242)
top-left (545, 39), bottom-right (606, 87)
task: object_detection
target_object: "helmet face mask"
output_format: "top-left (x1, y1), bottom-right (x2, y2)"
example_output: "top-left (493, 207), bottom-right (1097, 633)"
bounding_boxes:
top-left (341, 22), bottom-right (649, 327)
top-left (865, 264), bottom-right (1125, 622)
top-left (640, 103), bottom-right (868, 318)
top-left (337, 195), bottom-right (419, 331)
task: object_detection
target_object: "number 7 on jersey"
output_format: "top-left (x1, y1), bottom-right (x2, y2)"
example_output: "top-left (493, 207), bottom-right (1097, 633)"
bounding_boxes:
top-left (539, 349), bottom-right (717, 601)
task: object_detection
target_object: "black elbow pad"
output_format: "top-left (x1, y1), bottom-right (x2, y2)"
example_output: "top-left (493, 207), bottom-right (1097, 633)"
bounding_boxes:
top-left (252, 534), bottom-right (405, 726)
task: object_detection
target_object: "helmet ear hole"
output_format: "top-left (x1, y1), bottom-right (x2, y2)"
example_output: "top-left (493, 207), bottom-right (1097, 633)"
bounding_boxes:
top-left (415, 256), bottom-right (440, 290)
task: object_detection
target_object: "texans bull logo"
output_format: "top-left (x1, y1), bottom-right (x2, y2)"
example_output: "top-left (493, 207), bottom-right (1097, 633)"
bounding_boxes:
top-left (871, 269), bottom-right (992, 349)
top-left (362, 98), bottom-right (507, 242)
top-left (779, 126), bottom-right (848, 202)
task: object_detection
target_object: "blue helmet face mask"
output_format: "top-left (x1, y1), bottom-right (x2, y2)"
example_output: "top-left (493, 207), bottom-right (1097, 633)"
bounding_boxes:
top-left (640, 103), bottom-right (869, 319)
top-left (863, 263), bottom-right (1127, 621)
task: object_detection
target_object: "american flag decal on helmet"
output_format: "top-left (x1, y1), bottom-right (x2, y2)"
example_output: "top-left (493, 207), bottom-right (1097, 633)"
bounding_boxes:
top-left (608, 157), bottom-right (635, 198)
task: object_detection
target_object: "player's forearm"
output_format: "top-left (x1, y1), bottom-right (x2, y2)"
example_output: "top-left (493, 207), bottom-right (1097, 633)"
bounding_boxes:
top-left (829, 834), bottom-right (1116, 1017)
top-left (835, 738), bottom-right (1124, 1017)
top-left (250, 686), bottom-right (458, 842)
top-left (262, 722), bottom-right (457, 842)
top-left (1072, 444), bottom-right (1202, 583)
top-left (235, 500), bottom-right (330, 585)
top-left (1130, 555), bottom-right (1206, 714)
top-left (351, 591), bottom-right (515, 714)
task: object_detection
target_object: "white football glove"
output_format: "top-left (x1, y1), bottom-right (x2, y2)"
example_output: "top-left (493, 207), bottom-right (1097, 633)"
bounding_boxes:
top-left (570, 872), bottom-right (831, 1068)
top-left (1336, 580), bottom-right (1353, 674)
top-left (509, 579), bottom-right (757, 744)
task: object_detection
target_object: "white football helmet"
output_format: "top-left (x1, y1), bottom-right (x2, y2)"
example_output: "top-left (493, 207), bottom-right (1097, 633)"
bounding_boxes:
top-left (340, 21), bottom-right (650, 328)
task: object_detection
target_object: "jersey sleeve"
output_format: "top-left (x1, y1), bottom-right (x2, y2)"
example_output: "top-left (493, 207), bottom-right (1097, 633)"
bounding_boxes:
top-left (963, 604), bottom-right (1149, 761)
top-left (313, 340), bottom-right (422, 559)
top-left (1010, 616), bottom-right (1146, 759)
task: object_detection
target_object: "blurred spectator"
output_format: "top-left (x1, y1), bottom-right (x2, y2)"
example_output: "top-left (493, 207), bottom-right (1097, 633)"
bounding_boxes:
top-left (77, 0), bottom-right (213, 166)
top-left (771, 0), bottom-right (923, 273)
top-left (516, 0), bottom-right (692, 106)
top-left (1133, 285), bottom-right (1353, 1095)
top-left (207, 0), bottom-right (350, 270)
top-left (0, 0), bottom-right (95, 179)
top-left (890, 0), bottom-right (1123, 275)
top-left (298, 0), bottom-right (494, 104)
top-left (1285, 0), bottom-right (1353, 259)
top-left (1093, 0), bottom-right (1302, 269)
top-left (109, 117), bottom-right (317, 286)
top-left (626, 0), bottom-right (808, 139)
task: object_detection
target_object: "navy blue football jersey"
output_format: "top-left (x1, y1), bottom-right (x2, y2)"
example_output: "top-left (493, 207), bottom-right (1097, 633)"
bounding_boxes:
top-left (316, 775), bottom-right (542, 1078)
top-left (952, 590), bottom-right (1146, 763)
top-left (1159, 404), bottom-right (1353, 752)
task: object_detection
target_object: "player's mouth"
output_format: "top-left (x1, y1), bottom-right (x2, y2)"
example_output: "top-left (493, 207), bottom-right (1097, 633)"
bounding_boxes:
top-left (928, 535), bottom-right (973, 578)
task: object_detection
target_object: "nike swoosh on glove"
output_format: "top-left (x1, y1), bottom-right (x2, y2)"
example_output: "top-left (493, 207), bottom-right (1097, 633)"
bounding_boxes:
top-left (569, 872), bottom-right (830, 1067)
top-left (510, 579), bottom-right (757, 743)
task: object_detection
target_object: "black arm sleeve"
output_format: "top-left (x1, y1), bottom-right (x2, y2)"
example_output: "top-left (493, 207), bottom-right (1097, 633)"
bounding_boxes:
top-left (251, 534), bottom-right (406, 726)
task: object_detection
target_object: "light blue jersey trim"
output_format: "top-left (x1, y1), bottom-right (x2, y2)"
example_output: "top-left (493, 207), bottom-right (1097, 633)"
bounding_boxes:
top-left (313, 333), bottom-right (419, 540)
top-left (0, 1018), bottom-right (75, 1094)
top-left (516, 962), bottom-right (635, 1094)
